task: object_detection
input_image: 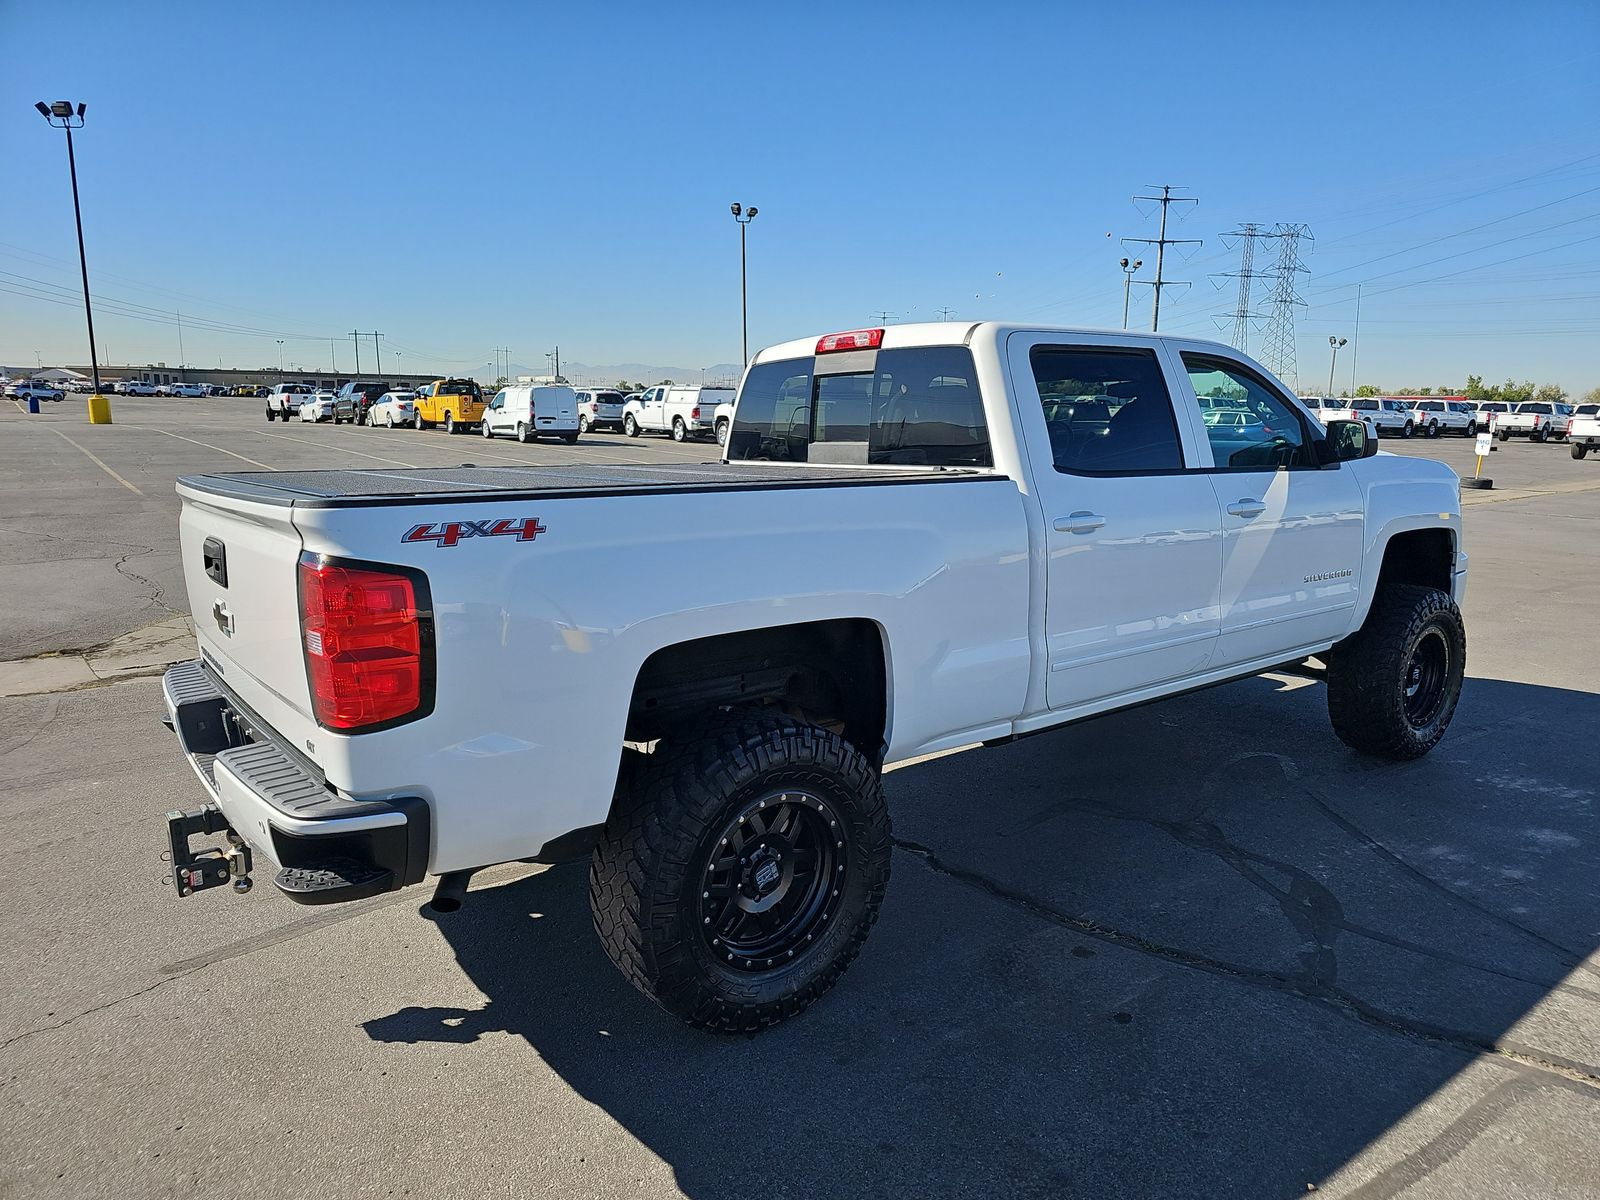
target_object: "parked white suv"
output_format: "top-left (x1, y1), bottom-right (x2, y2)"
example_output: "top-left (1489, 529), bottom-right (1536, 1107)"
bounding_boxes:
top-left (481, 384), bottom-right (580, 443)
top-left (623, 385), bottom-right (736, 441)
top-left (159, 320), bottom-right (1467, 1034)
top-left (574, 388), bottom-right (627, 433)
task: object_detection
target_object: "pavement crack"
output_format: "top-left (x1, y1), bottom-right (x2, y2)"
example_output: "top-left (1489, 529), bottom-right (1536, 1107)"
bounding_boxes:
top-left (892, 835), bottom-right (1600, 1091)
top-left (0, 967), bottom-right (203, 1054)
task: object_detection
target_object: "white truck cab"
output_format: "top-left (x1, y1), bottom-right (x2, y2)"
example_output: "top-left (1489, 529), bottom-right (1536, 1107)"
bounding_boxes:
top-left (158, 321), bottom-right (1467, 1034)
top-left (482, 384), bottom-right (580, 444)
top-left (624, 385), bottom-right (736, 441)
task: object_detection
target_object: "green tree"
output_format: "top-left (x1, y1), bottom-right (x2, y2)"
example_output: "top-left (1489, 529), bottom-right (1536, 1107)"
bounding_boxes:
top-left (1583, 386), bottom-right (1600, 405)
top-left (1354, 384), bottom-right (1382, 398)
top-left (1500, 379), bottom-right (1535, 405)
top-left (1533, 383), bottom-right (1567, 404)
top-left (1464, 375), bottom-right (1490, 403)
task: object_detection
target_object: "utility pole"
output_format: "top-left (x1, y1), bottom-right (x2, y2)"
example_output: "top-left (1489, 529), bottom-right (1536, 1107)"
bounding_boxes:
top-left (554, 345), bottom-right (560, 381)
top-left (1350, 283), bottom-right (1362, 397)
top-left (871, 309), bottom-right (899, 325)
top-left (936, 306), bottom-right (957, 321)
top-left (371, 332), bottom-right (384, 376)
top-left (351, 331), bottom-right (361, 376)
top-left (330, 338), bottom-right (338, 375)
top-left (176, 311), bottom-right (186, 380)
top-left (1123, 185), bottom-right (1200, 331)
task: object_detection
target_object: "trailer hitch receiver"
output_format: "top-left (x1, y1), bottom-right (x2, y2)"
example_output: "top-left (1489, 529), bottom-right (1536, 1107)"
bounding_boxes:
top-left (166, 804), bottom-right (253, 896)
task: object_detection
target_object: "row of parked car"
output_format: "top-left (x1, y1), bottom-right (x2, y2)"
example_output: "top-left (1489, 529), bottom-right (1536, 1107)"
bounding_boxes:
top-left (1302, 396), bottom-right (1598, 443)
top-left (261, 379), bottom-right (741, 446)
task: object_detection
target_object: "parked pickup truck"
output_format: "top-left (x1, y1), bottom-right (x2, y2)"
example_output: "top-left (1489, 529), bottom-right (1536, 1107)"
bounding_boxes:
top-left (265, 383), bottom-right (314, 420)
top-left (1569, 407), bottom-right (1600, 460)
top-left (1495, 402), bottom-right (1560, 442)
top-left (623, 384), bottom-right (735, 441)
top-left (159, 322), bottom-right (1468, 1033)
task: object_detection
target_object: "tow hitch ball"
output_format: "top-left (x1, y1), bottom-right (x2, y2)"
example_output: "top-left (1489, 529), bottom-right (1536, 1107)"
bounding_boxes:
top-left (165, 804), bottom-right (253, 896)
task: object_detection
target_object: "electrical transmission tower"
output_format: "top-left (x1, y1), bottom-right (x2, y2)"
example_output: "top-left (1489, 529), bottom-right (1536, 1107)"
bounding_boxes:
top-left (1213, 223), bottom-right (1273, 353)
top-left (1123, 185), bottom-right (1200, 331)
top-left (1258, 223), bottom-right (1313, 386)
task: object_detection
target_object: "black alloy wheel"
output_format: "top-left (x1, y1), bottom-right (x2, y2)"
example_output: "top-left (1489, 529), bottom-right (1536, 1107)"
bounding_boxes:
top-left (1402, 628), bottom-right (1451, 730)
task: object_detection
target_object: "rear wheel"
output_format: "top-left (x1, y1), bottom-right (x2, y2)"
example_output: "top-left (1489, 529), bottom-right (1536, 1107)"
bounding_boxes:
top-left (624, 413), bottom-right (640, 438)
top-left (1427, 421), bottom-right (1439, 438)
top-left (517, 421), bottom-right (531, 444)
top-left (445, 413), bottom-right (456, 435)
top-left (672, 416), bottom-right (687, 442)
top-left (716, 419), bottom-right (729, 448)
top-left (563, 430), bottom-right (580, 445)
top-left (1531, 428), bottom-right (1544, 443)
top-left (1575, 443), bottom-right (1589, 460)
top-left (1327, 584), bottom-right (1465, 761)
top-left (386, 413), bottom-right (395, 428)
top-left (1497, 428), bottom-right (1509, 441)
top-left (590, 714), bottom-right (892, 1032)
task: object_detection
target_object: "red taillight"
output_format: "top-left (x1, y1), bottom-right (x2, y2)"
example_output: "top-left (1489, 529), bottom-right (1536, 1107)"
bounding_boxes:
top-left (816, 328), bottom-right (884, 354)
top-left (691, 406), bottom-right (701, 419)
top-left (298, 555), bottom-right (430, 730)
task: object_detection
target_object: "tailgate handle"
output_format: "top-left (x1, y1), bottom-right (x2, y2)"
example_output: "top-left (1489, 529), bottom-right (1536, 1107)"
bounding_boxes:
top-left (202, 537), bottom-right (228, 587)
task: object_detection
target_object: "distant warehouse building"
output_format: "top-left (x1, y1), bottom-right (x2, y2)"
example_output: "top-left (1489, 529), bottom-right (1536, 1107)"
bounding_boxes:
top-left (70, 363), bottom-right (444, 392)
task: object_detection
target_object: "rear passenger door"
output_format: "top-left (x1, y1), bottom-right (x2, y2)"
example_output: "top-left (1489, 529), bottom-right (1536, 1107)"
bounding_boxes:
top-left (1176, 352), bottom-right (1366, 668)
top-left (1006, 334), bottom-right (1224, 711)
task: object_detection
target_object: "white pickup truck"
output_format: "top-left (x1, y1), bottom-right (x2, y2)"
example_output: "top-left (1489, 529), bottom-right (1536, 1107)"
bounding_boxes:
top-left (1569, 406), bottom-right (1600, 459)
top-left (623, 384), bottom-right (735, 441)
top-left (159, 322), bottom-right (1468, 1032)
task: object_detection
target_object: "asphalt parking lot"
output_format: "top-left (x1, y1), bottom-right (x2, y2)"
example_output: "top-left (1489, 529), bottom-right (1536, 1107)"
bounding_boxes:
top-left (2, 396), bottom-right (1599, 1199)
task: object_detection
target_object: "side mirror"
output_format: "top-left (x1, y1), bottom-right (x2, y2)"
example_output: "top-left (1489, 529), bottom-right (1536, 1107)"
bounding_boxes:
top-left (1323, 418), bottom-right (1376, 462)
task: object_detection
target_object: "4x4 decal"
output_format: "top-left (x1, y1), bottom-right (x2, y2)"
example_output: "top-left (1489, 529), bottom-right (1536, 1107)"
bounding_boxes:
top-left (403, 517), bottom-right (546, 548)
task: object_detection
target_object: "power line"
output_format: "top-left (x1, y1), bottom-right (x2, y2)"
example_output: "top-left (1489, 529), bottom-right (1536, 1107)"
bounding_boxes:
top-left (1123, 185), bottom-right (1200, 331)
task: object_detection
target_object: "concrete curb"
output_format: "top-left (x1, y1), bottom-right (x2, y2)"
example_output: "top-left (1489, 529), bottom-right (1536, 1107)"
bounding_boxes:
top-left (0, 615), bottom-right (195, 697)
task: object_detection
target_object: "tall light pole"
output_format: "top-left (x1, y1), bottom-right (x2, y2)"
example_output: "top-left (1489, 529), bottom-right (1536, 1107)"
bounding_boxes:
top-left (276, 339), bottom-right (285, 381)
top-left (1119, 257), bottom-right (1143, 330)
top-left (35, 100), bottom-right (107, 420)
top-left (730, 202), bottom-right (758, 363)
top-left (1327, 336), bottom-right (1348, 396)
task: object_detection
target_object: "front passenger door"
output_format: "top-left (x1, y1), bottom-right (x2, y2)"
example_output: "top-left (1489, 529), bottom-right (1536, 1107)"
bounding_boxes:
top-left (1179, 354), bottom-right (1366, 668)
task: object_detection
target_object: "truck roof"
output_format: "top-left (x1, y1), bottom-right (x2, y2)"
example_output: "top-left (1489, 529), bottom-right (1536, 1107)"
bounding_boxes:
top-left (751, 320), bottom-right (1240, 365)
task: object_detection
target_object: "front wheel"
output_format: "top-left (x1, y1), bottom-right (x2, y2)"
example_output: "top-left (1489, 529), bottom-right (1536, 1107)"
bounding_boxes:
top-left (1465, 421), bottom-right (1477, 437)
top-left (624, 413), bottom-right (640, 437)
top-left (414, 411), bottom-right (425, 430)
top-left (481, 419), bottom-right (494, 439)
top-left (265, 408), bottom-right (276, 422)
top-left (1402, 421), bottom-right (1414, 439)
top-left (671, 416), bottom-right (687, 442)
top-left (1327, 584), bottom-right (1465, 761)
top-left (590, 714), bottom-right (892, 1032)
top-left (579, 414), bottom-right (590, 434)
top-left (1574, 443), bottom-right (1589, 460)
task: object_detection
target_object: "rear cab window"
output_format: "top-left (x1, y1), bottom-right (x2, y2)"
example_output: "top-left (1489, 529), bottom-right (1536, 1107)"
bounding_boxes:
top-left (729, 345), bottom-right (991, 468)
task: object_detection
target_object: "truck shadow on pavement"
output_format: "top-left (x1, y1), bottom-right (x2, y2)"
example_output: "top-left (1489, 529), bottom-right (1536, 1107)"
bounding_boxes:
top-left (365, 673), bottom-right (1600, 1199)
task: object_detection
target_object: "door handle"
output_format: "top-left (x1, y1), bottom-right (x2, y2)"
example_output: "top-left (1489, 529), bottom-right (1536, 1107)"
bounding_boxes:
top-left (1054, 511), bottom-right (1106, 535)
top-left (1226, 499), bottom-right (1266, 519)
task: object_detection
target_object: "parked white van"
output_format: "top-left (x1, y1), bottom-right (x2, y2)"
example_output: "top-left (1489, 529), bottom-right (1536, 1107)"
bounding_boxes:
top-left (623, 385), bottom-right (736, 441)
top-left (481, 385), bottom-right (581, 444)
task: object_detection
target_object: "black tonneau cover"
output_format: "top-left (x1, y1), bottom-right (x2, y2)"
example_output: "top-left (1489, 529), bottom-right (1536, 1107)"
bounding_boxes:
top-left (177, 462), bottom-right (998, 508)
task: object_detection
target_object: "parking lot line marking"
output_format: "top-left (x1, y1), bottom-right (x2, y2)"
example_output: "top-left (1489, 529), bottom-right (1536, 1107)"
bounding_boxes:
top-left (255, 428), bottom-right (421, 467)
top-left (51, 429), bottom-right (145, 496)
top-left (141, 428), bottom-right (277, 470)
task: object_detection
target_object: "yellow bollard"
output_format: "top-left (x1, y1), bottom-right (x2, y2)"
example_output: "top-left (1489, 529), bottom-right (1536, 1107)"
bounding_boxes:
top-left (87, 393), bottom-right (112, 424)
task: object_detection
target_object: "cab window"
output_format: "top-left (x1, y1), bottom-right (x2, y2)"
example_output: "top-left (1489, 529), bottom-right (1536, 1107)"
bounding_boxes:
top-left (1182, 355), bottom-right (1316, 469)
top-left (1029, 346), bottom-right (1183, 473)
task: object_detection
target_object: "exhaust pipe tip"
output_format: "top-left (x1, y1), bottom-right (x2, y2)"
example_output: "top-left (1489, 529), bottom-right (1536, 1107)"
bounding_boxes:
top-left (427, 870), bottom-right (474, 915)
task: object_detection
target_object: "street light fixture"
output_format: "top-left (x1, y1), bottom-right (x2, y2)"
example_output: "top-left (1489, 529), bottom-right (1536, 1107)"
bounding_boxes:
top-left (34, 99), bottom-right (106, 420)
top-left (276, 339), bottom-right (285, 380)
top-left (1119, 257), bottom-right (1143, 330)
top-left (1327, 335), bottom-right (1348, 396)
top-left (731, 202), bottom-right (758, 363)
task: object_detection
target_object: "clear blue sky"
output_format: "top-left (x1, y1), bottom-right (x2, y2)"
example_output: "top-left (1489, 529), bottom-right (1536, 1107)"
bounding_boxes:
top-left (4, 0), bottom-right (1597, 394)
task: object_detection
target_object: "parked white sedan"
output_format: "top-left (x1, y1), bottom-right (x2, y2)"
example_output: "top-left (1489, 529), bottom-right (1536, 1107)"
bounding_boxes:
top-left (367, 390), bottom-right (416, 428)
top-left (298, 392), bottom-right (336, 422)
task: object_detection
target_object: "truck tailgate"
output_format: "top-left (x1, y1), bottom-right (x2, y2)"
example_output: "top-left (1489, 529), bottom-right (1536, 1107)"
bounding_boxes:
top-left (177, 485), bottom-right (316, 748)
